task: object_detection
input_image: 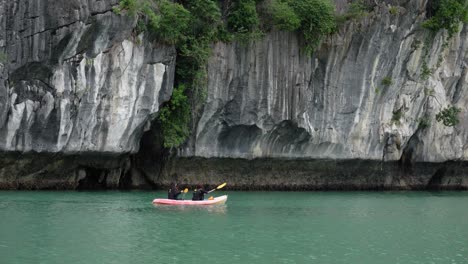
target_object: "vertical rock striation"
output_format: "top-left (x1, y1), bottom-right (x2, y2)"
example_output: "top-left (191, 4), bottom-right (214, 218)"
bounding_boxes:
top-left (0, 0), bottom-right (175, 189)
top-left (0, 0), bottom-right (175, 153)
top-left (0, 0), bottom-right (466, 190)
top-left (187, 0), bottom-right (467, 163)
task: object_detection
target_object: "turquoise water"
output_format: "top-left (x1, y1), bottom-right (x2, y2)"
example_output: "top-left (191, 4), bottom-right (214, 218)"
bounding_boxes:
top-left (1, 191), bottom-right (467, 264)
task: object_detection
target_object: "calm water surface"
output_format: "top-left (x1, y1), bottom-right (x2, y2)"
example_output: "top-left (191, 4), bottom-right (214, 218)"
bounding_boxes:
top-left (0, 191), bottom-right (467, 264)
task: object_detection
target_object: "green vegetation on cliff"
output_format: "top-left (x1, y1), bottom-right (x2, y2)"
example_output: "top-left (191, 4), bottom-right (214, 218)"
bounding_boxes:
top-left (418, 116), bottom-right (431, 129)
top-left (115, 0), bottom-right (223, 148)
top-left (0, 51), bottom-right (7, 63)
top-left (381, 76), bottom-right (393, 87)
top-left (272, 0), bottom-right (336, 53)
top-left (423, 0), bottom-right (468, 38)
top-left (114, 0), bottom-right (468, 147)
top-left (115, 0), bottom-right (338, 56)
top-left (334, 0), bottom-right (371, 26)
top-left (158, 84), bottom-right (191, 148)
top-left (228, 0), bottom-right (261, 35)
top-left (227, 0), bottom-right (337, 51)
top-left (436, 106), bottom-right (462, 127)
top-left (115, 0), bottom-right (337, 148)
top-left (269, 0), bottom-right (301, 31)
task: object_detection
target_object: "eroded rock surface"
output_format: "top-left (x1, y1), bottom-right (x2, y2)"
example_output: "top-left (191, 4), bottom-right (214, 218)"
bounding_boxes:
top-left (187, 0), bottom-right (467, 163)
top-left (0, 0), bottom-right (466, 190)
top-left (0, 0), bottom-right (175, 153)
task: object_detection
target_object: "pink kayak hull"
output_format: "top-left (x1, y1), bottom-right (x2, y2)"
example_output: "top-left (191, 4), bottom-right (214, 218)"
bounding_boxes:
top-left (152, 195), bottom-right (228, 205)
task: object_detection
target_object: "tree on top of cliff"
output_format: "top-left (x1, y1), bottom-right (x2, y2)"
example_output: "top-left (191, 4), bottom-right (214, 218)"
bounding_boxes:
top-left (268, 0), bottom-right (337, 54)
top-left (114, 0), bottom-right (192, 44)
top-left (423, 0), bottom-right (468, 38)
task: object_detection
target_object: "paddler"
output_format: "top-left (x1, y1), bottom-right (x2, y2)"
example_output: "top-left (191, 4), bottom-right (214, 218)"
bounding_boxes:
top-left (167, 182), bottom-right (182, 200)
top-left (191, 184), bottom-right (208, 201)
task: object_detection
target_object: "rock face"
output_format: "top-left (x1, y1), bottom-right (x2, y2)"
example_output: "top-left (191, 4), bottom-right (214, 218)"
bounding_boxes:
top-left (0, 0), bottom-right (466, 190)
top-left (0, 152), bottom-right (134, 189)
top-left (160, 157), bottom-right (468, 190)
top-left (0, 0), bottom-right (176, 153)
top-left (186, 0), bottom-right (467, 163)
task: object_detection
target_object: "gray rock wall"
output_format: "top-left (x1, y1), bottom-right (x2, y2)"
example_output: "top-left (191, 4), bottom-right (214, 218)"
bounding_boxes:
top-left (0, 0), bottom-right (467, 190)
top-left (161, 157), bottom-right (468, 191)
top-left (186, 0), bottom-right (467, 163)
top-left (0, 152), bottom-right (134, 190)
top-left (0, 0), bottom-right (175, 153)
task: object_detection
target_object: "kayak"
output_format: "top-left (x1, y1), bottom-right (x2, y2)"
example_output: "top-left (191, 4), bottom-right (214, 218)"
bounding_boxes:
top-left (152, 195), bottom-right (228, 205)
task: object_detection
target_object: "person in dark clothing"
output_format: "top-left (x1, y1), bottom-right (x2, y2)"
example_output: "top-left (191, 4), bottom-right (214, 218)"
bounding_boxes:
top-left (192, 185), bottom-right (209, 201)
top-left (168, 183), bottom-right (182, 200)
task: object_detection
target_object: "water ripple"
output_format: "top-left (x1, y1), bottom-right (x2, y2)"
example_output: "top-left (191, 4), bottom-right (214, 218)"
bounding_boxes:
top-left (0, 191), bottom-right (467, 264)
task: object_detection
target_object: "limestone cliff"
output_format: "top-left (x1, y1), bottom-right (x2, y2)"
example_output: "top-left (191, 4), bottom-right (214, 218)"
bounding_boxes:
top-left (0, 0), bottom-right (175, 189)
top-left (0, 0), bottom-right (466, 190)
top-left (0, 0), bottom-right (175, 154)
top-left (185, 0), bottom-right (467, 163)
top-left (168, 0), bottom-right (467, 190)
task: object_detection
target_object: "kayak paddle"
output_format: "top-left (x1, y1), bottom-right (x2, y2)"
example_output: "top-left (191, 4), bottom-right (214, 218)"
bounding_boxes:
top-left (182, 188), bottom-right (189, 199)
top-left (208, 183), bottom-right (226, 193)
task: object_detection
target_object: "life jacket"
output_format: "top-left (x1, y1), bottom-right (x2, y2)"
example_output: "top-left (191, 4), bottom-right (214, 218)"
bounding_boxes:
top-left (168, 187), bottom-right (180, 200)
top-left (168, 189), bottom-right (175, 199)
top-left (192, 189), bottom-right (205, 201)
